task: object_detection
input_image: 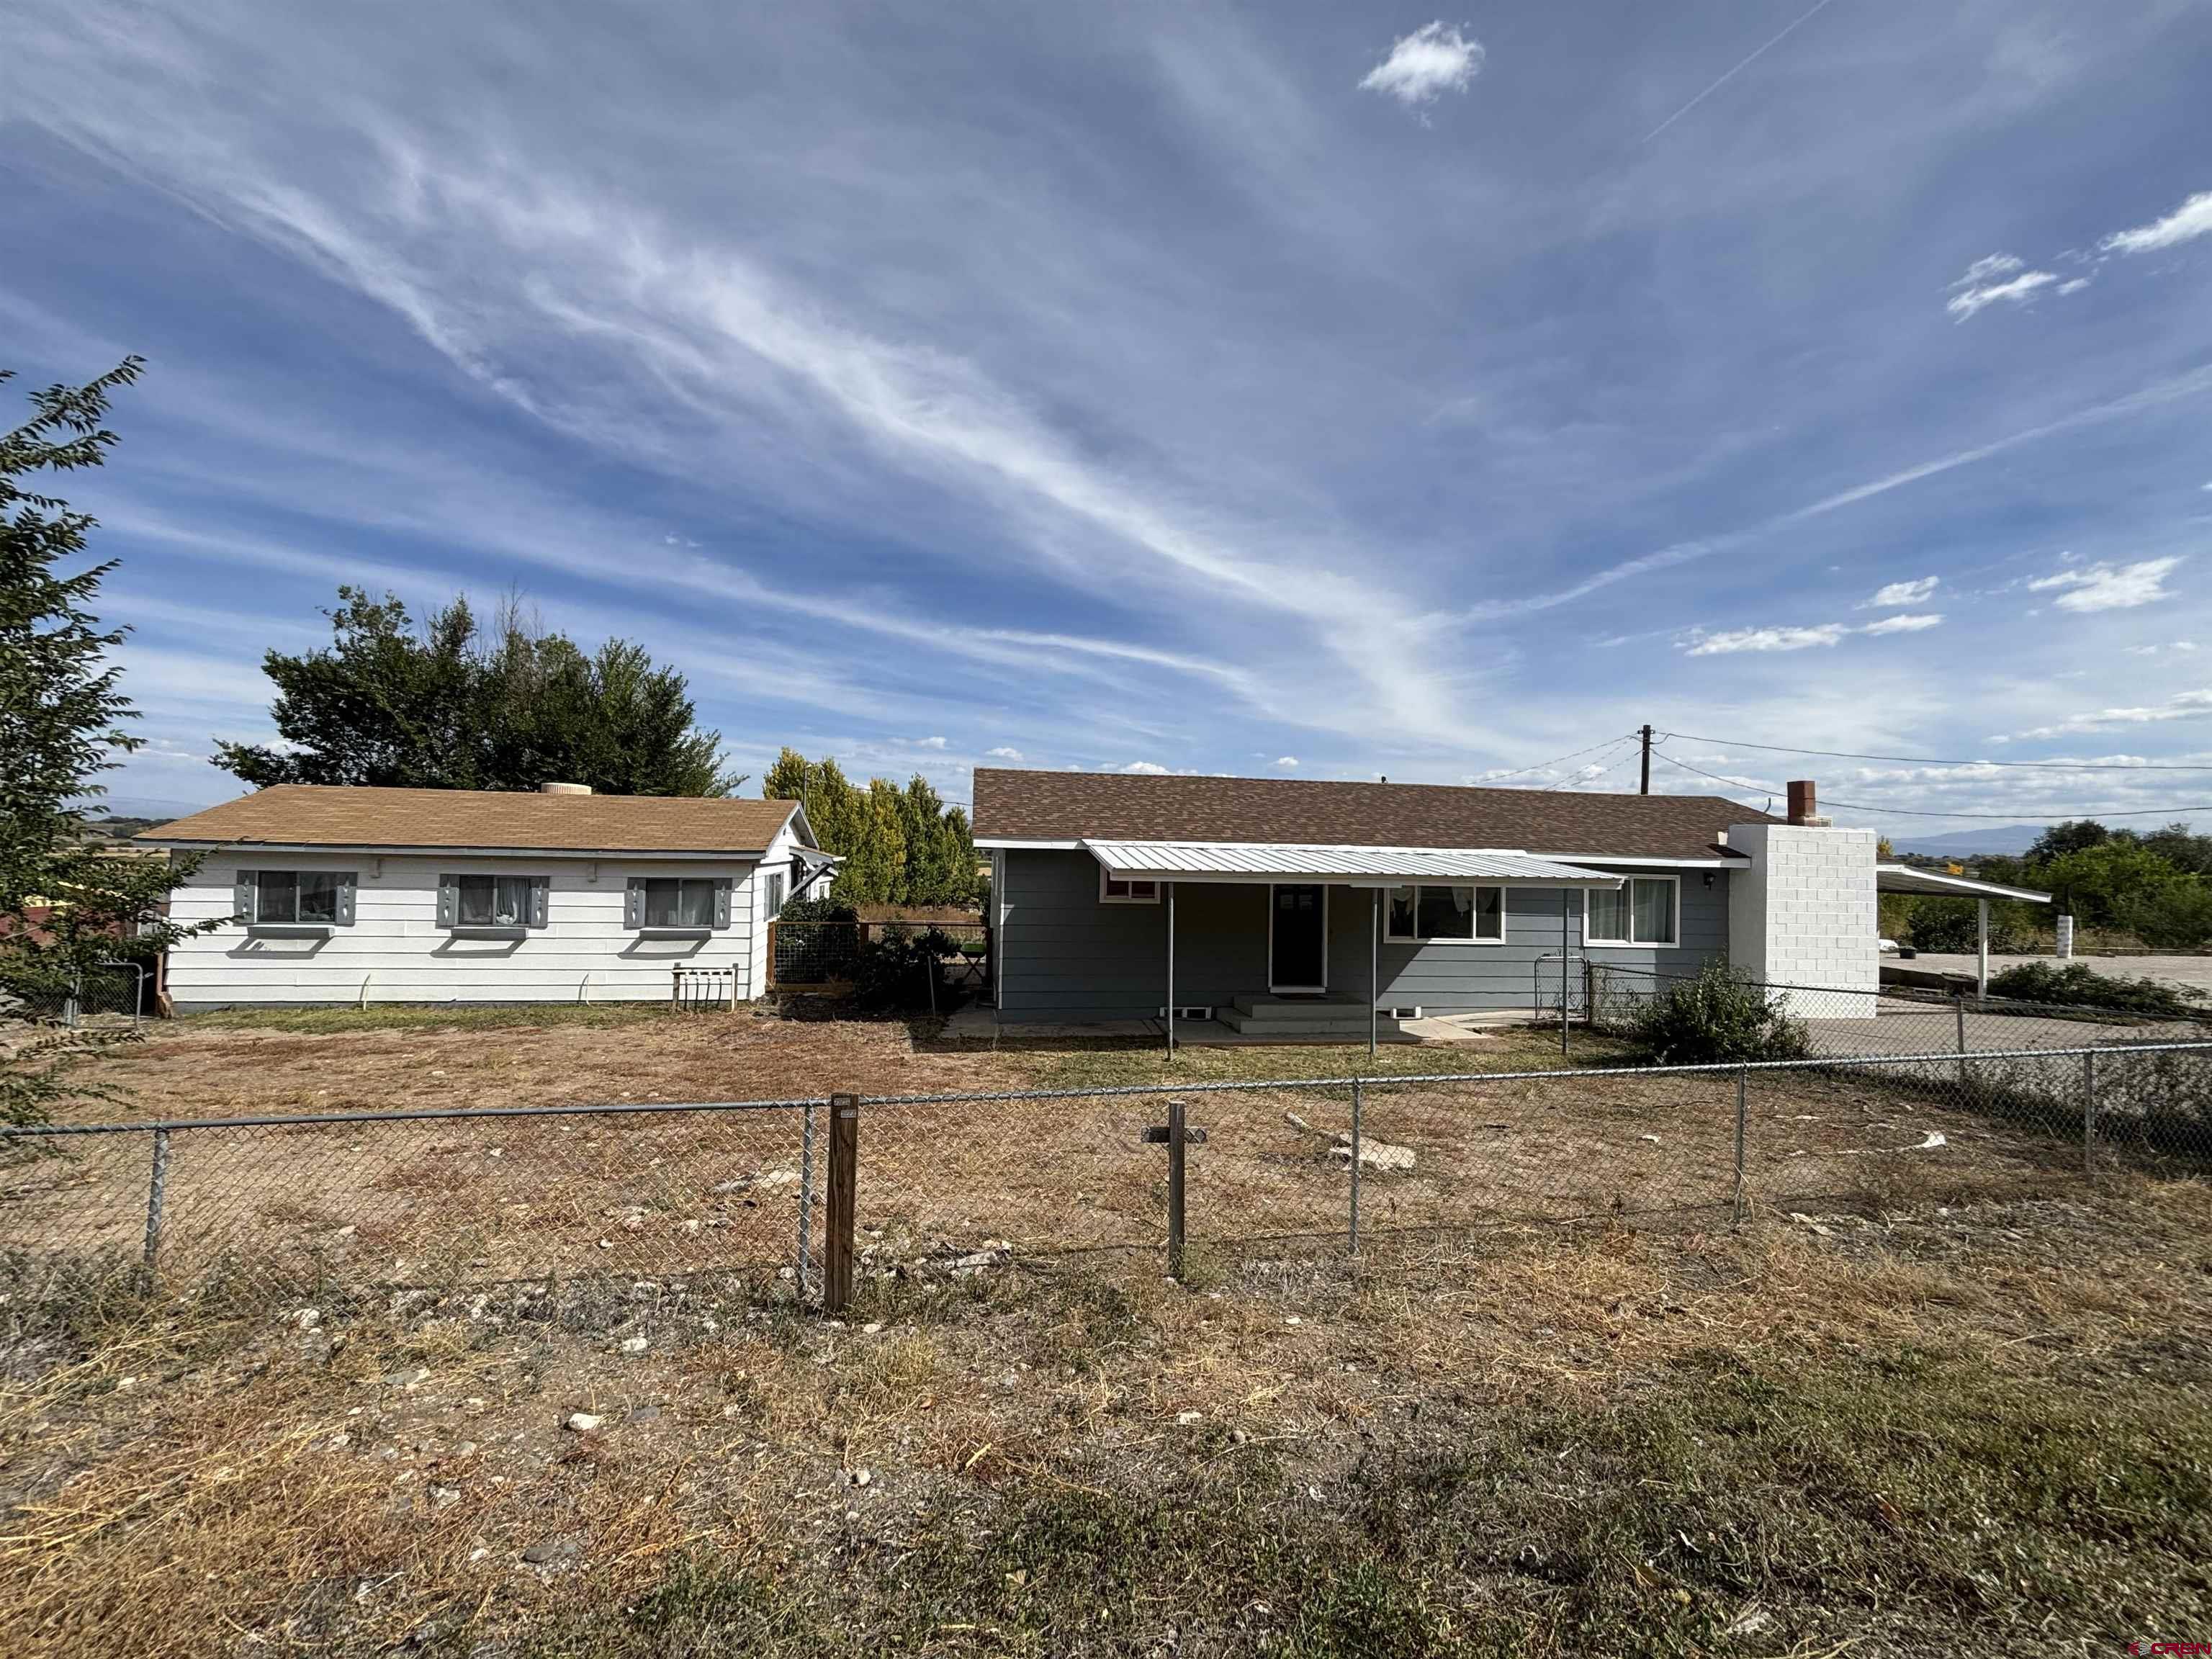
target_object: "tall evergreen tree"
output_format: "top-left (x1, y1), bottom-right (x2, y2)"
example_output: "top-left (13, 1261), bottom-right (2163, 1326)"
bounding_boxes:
top-left (765, 751), bottom-right (980, 907)
top-left (1, 359), bottom-right (212, 1123)
top-left (215, 589), bottom-right (743, 796)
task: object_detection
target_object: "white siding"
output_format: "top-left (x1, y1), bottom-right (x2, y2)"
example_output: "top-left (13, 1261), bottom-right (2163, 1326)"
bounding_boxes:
top-left (165, 851), bottom-right (765, 1008)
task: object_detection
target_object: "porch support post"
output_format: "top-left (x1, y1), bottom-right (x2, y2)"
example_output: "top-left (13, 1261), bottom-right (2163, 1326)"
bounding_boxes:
top-left (1560, 891), bottom-right (1571, 1057)
top-left (1165, 878), bottom-right (1176, 1064)
top-left (1976, 897), bottom-right (1989, 1001)
top-left (1370, 887), bottom-right (1379, 1059)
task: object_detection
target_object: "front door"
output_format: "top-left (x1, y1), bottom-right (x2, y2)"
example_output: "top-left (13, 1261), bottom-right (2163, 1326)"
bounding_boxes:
top-left (1269, 884), bottom-right (1328, 992)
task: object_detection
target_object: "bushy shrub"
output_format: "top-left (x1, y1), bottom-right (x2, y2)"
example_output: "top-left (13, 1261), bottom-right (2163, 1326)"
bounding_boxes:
top-left (776, 895), bottom-right (855, 926)
top-left (2123, 881), bottom-right (2212, 951)
top-left (1627, 962), bottom-right (1811, 1065)
top-left (851, 925), bottom-right (961, 1012)
top-left (1902, 896), bottom-right (2036, 953)
top-left (1985, 962), bottom-right (2196, 1019)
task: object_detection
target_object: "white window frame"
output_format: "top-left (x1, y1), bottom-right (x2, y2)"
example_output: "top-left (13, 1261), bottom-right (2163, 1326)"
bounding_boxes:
top-left (1583, 875), bottom-right (1681, 948)
top-left (1098, 868), bottom-right (1161, 904)
top-left (1383, 883), bottom-right (1506, 945)
top-left (762, 870), bottom-right (787, 918)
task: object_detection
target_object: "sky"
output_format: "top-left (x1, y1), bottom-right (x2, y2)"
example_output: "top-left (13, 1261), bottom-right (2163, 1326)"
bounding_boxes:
top-left (6, 0), bottom-right (2212, 836)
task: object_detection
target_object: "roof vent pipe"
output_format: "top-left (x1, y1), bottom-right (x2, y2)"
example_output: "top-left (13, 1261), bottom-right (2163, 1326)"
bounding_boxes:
top-left (541, 782), bottom-right (593, 796)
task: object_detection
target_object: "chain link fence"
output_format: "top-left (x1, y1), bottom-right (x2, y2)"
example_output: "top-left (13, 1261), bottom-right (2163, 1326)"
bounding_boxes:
top-left (6, 1037), bottom-right (2207, 1314)
top-left (0, 961), bottom-right (147, 1030)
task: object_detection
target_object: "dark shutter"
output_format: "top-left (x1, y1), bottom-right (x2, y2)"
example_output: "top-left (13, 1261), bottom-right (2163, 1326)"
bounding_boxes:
top-left (335, 873), bottom-right (357, 927)
top-left (625, 878), bottom-right (646, 929)
top-left (713, 878), bottom-right (732, 930)
top-left (232, 870), bottom-right (255, 923)
top-left (531, 877), bottom-right (550, 929)
top-left (436, 876), bottom-right (457, 929)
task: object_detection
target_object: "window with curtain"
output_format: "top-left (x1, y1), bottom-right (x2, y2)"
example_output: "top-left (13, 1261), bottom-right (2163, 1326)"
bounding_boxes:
top-left (251, 871), bottom-right (351, 925)
top-left (1586, 877), bottom-right (1677, 945)
top-left (643, 877), bottom-right (719, 929)
top-left (454, 874), bottom-right (536, 927)
top-left (1385, 884), bottom-right (1503, 942)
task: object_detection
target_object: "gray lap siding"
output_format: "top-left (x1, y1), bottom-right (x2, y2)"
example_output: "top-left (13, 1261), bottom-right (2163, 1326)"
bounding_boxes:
top-left (997, 850), bottom-right (1729, 1022)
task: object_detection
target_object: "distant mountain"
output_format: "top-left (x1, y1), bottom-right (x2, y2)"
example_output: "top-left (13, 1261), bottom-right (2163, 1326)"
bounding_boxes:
top-left (1889, 824), bottom-right (2048, 859)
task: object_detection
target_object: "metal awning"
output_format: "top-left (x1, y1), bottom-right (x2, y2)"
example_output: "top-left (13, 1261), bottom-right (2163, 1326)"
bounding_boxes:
top-left (1082, 840), bottom-right (1622, 889)
top-left (1875, 864), bottom-right (2050, 904)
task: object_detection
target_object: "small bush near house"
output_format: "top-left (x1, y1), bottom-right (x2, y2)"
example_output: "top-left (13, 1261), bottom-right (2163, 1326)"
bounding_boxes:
top-left (1625, 961), bottom-right (1810, 1065)
top-left (1985, 962), bottom-right (2198, 1019)
top-left (851, 925), bottom-right (961, 1012)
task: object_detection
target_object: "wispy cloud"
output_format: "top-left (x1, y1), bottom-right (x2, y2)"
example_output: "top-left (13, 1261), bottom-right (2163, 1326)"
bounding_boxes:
top-left (986, 746), bottom-right (1025, 761)
top-left (1864, 575), bottom-right (1938, 608)
top-left (1946, 257), bottom-right (2059, 321)
top-left (1272, 755), bottom-right (1299, 768)
top-left (2002, 688), bottom-right (2212, 739)
top-left (1357, 22), bottom-right (1482, 109)
top-left (1685, 623), bottom-right (1850, 656)
top-left (1120, 760), bottom-right (1171, 775)
top-left (2100, 189), bottom-right (2212, 256)
top-left (1683, 611), bottom-right (1944, 655)
top-left (2027, 556), bottom-right (2180, 612)
top-left (1861, 611), bottom-right (1944, 635)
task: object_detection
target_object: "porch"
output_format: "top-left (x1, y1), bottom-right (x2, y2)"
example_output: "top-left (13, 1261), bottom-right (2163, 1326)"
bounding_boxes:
top-left (940, 997), bottom-right (1504, 1046)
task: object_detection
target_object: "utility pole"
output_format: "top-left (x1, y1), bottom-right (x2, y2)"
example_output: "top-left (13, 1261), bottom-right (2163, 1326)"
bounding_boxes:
top-left (1639, 724), bottom-right (1653, 794)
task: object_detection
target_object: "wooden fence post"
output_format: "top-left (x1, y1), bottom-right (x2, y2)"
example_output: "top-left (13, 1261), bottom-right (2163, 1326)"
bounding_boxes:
top-left (824, 1092), bottom-right (858, 1315)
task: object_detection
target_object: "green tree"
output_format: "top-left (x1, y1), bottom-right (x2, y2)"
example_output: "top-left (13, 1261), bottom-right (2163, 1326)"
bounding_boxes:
top-left (2038, 840), bottom-right (2183, 932)
top-left (765, 752), bottom-right (980, 907)
top-left (2026, 820), bottom-right (2111, 866)
top-left (1, 359), bottom-right (215, 1123)
top-left (215, 590), bottom-right (743, 796)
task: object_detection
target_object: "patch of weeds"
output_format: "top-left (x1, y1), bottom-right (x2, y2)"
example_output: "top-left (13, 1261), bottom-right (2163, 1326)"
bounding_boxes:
top-left (526, 1342), bottom-right (2212, 1657)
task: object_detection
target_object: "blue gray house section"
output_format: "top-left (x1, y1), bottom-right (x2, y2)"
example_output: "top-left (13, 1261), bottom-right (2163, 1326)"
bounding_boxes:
top-left (994, 848), bottom-right (1727, 1022)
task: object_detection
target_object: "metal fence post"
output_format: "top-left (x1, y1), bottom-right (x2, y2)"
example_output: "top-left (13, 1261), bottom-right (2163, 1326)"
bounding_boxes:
top-left (1732, 1067), bottom-right (1747, 1227)
top-left (141, 1126), bottom-right (170, 1279)
top-left (797, 1100), bottom-right (817, 1298)
top-left (1954, 993), bottom-right (1968, 1089)
top-left (824, 1094), bottom-right (858, 1315)
top-left (1349, 1080), bottom-right (1362, 1256)
top-left (64, 971), bottom-right (82, 1030)
top-left (2082, 1051), bottom-right (2096, 1177)
top-left (1166, 1097), bottom-right (1187, 1281)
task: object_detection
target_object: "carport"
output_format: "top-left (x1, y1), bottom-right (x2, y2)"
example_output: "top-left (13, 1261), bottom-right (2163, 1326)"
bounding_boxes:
top-left (1875, 863), bottom-right (2052, 998)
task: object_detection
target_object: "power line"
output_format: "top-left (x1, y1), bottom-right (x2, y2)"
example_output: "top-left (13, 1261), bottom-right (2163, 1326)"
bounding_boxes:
top-left (1652, 752), bottom-right (2212, 820)
top-left (1480, 732), bottom-right (1640, 785)
top-left (1542, 734), bottom-right (1642, 791)
top-left (1656, 729), bottom-right (2212, 774)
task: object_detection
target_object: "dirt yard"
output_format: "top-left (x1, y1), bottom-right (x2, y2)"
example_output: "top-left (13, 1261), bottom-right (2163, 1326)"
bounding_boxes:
top-left (3, 1007), bottom-right (2117, 1293)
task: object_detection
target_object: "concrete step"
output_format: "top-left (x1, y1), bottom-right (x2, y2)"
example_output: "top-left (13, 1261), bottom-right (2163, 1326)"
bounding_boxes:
top-left (1217, 1007), bottom-right (1404, 1039)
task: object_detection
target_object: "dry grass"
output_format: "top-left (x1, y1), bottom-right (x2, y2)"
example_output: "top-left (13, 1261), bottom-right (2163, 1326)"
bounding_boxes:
top-left (4, 1170), bottom-right (2210, 1656)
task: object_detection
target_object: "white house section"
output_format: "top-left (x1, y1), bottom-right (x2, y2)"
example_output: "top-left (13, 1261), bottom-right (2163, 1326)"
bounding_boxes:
top-left (165, 849), bottom-right (780, 1009)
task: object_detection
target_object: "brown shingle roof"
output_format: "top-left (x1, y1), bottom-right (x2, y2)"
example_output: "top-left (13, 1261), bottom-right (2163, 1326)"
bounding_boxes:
top-left (137, 786), bottom-right (799, 855)
top-left (971, 769), bottom-right (1771, 862)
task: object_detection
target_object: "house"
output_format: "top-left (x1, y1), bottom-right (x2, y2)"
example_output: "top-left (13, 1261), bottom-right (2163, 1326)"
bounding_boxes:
top-left (972, 768), bottom-right (1878, 1036)
top-left (138, 783), bottom-right (832, 1009)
